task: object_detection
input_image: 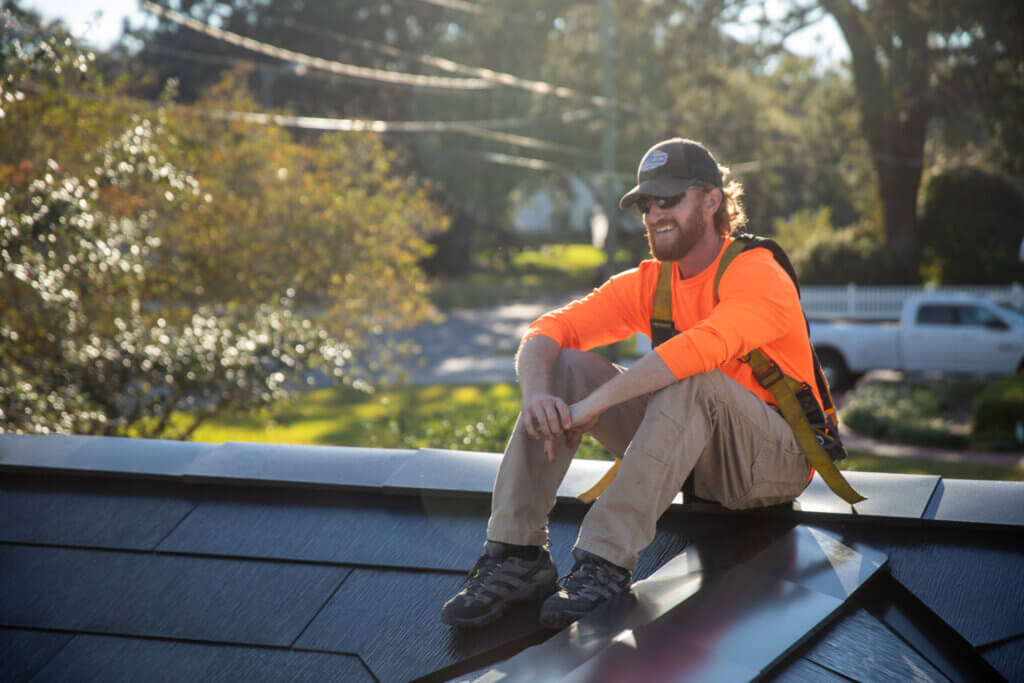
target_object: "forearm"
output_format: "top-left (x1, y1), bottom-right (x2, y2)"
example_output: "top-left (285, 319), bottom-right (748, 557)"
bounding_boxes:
top-left (515, 334), bottom-right (574, 462)
top-left (571, 350), bottom-right (676, 425)
top-left (515, 334), bottom-right (562, 399)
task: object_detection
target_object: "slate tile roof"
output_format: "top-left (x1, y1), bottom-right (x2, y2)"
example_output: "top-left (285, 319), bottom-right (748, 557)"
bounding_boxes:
top-left (1, 434), bottom-right (1021, 682)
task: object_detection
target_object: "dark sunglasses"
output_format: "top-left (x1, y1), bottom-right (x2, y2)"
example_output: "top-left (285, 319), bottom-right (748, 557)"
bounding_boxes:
top-left (636, 192), bottom-right (687, 214)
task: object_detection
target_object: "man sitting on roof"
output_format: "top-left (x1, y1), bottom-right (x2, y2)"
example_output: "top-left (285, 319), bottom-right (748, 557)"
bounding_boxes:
top-left (441, 138), bottom-right (818, 629)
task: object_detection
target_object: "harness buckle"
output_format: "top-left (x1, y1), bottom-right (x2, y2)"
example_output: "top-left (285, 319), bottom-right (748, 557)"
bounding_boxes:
top-left (752, 359), bottom-right (784, 389)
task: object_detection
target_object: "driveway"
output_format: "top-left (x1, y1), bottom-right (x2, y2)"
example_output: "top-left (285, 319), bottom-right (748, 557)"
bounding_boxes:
top-left (390, 294), bottom-right (583, 384)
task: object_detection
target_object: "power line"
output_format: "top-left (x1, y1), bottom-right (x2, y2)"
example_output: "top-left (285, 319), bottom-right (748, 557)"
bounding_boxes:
top-left (142, 1), bottom-right (495, 91)
top-left (408, 0), bottom-right (487, 14)
top-left (137, 42), bottom-right (473, 95)
top-left (458, 126), bottom-right (598, 157)
top-left (143, 1), bottom-right (615, 107)
top-left (203, 110), bottom-right (582, 171)
top-left (205, 108), bottom-right (594, 142)
top-left (476, 151), bottom-right (564, 171)
top-left (400, 0), bottom-right (538, 24)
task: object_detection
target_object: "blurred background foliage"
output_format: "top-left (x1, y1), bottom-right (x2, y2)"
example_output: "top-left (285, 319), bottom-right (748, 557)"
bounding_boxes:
top-left (2, 0), bottom-right (1023, 438)
top-left (1, 11), bottom-right (445, 437)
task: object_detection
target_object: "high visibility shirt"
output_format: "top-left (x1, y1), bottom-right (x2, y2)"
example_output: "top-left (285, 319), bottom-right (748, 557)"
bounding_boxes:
top-left (521, 238), bottom-right (823, 410)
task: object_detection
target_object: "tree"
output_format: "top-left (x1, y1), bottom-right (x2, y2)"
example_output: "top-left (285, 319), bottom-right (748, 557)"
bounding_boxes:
top-left (1, 12), bottom-right (446, 437)
top-left (724, 0), bottom-right (1024, 276)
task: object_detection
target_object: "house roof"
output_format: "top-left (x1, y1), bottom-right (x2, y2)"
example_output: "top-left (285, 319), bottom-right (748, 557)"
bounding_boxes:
top-left (1, 434), bottom-right (1022, 682)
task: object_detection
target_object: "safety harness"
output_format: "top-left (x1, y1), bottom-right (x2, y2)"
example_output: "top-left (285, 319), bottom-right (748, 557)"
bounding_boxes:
top-left (577, 234), bottom-right (866, 506)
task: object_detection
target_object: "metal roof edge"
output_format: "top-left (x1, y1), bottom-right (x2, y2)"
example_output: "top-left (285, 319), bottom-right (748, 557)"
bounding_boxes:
top-left (2, 434), bottom-right (1022, 529)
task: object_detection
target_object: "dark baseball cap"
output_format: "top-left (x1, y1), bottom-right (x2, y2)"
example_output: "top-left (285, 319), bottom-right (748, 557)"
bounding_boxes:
top-left (619, 138), bottom-right (723, 209)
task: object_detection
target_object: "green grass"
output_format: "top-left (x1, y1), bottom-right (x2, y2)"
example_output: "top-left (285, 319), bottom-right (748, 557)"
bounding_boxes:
top-left (187, 382), bottom-right (1024, 481)
top-left (429, 243), bottom-right (635, 309)
top-left (842, 450), bottom-right (1024, 481)
top-left (189, 383), bottom-right (523, 449)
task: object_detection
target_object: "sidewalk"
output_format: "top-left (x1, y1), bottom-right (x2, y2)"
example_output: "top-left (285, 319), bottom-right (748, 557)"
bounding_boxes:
top-left (840, 426), bottom-right (1024, 468)
top-left (392, 295), bottom-right (580, 385)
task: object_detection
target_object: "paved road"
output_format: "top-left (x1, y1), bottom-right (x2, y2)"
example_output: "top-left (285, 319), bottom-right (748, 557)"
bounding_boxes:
top-left (390, 294), bottom-right (583, 384)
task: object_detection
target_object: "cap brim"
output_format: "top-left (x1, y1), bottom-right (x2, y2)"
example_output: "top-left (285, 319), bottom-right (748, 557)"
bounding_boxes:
top-left (619, 177), bottom-right (697, 209)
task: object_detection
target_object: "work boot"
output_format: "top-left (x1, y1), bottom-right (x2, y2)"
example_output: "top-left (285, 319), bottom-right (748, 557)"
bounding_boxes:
top-left (441, 540), bottom-right (558, 628)
top-left (539, 548), bottom-right (631, 629)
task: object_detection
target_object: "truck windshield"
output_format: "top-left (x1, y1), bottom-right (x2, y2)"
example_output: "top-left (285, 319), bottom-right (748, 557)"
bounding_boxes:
top-left (994, 303), bottom-right (1024, 327)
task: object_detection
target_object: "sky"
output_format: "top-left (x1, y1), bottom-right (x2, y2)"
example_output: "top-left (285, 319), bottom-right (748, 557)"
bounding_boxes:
top-left (23, 0), bottom-right (850, 62)
top-left (22, 0), bottom-right (155, 49)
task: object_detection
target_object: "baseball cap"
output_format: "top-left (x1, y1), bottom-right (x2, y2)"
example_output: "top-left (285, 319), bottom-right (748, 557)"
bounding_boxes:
top-left (619, 138), bottom-right (723, 209)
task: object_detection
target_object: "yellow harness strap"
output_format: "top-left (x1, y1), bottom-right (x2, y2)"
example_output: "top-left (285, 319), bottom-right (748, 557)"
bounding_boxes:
top-left (650, 260), bottom-right (675, 345)
top-left (743, 349), bottom-right (866, 503)
top-left (577, 458), bottom-right (620, 503)
top-left (721, 238), bottom-right (865, 504)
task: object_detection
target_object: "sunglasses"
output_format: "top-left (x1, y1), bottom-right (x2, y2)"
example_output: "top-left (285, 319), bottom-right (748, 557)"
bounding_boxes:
top-left (636, 192), bottom-right (687, 214)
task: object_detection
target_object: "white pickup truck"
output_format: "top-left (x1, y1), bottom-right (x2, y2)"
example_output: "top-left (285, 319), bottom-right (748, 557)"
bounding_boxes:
top-left (809, 294), bottom-right (1024, 390)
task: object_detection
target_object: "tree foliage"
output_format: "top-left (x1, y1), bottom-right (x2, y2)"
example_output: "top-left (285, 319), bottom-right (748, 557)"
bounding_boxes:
top-left (1, 11), bottom-right (446, 437)
top-left (919, 169), bottom-right (1024, 284)
top-left (725, 0), bottom-right (1024, 275)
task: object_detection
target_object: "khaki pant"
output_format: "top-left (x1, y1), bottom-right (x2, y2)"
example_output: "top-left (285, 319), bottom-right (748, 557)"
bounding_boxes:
top-left (487, 349), bottom-right (811, 571)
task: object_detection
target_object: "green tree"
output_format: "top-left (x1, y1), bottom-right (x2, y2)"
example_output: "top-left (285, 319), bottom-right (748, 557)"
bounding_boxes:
top-left (1, 13), bottom-right (446, 437)
top-left (151, 72), bottom-right (447, 347)
top-left (724, 0), bottom-right (1024, 276)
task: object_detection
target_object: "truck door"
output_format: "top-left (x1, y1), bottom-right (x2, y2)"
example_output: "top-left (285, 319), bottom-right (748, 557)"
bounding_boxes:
top-left (957, 304), bottom-right (1024, 373)
top-left (905, 304), bottom-right (961, 371)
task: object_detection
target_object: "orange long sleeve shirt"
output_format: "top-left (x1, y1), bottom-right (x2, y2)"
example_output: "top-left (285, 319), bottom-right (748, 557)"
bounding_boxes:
top-left (521, 238), bottom-right (822, 410)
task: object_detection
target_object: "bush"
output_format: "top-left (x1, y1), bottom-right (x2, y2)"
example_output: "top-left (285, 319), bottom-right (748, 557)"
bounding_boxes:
top-left (842, 376), bottom-right (1024, 452)
top-left (972, 375), bottom-right (1024, 449)
top-left (919, 169), bottom-right (1024, 284)
top-left (362, 406), bottom-right (612, 460)
top-left (0, 19), bottom-right (445, 438)
top-left (840, 380), bottom-right (973, 449)
top-left (773, 209), bottom-right (917, 285)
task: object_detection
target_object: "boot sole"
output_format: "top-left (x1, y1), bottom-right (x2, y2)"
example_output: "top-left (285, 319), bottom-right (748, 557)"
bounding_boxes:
top-left (442, 581), bottom-right (558, 629)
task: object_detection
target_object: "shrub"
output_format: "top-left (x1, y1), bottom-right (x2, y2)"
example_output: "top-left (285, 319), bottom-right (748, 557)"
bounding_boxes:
top-left (773, 209), bottom-right (916, 285)
top-left (919, 168), bottom-right (1024, 284)
top-left (840, 378), bottom-right (986, 449)
top-left (972, 375), bottom-right (1024, 450)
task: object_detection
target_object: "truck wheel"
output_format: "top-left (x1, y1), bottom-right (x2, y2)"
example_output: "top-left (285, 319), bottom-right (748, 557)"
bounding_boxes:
top-left (817, 349), bottom-right (852, 392)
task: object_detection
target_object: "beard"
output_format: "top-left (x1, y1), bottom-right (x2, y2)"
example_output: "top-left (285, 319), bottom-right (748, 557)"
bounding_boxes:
top-left (645, 205), bottom-right (705, 261)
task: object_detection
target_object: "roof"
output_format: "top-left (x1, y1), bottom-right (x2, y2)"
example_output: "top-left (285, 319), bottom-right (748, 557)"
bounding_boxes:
top-left (2, 434), bottom-right (1022, 682)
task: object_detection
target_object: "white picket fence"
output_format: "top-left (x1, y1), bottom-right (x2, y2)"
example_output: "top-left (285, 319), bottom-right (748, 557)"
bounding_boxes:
top-left (633, 282), bottom-right (1024, 353)
top-left (800, 282), bottom-right (1024, 320)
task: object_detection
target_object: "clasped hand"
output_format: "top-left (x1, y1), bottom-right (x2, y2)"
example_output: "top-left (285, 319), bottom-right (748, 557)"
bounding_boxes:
top-left (521, 393), bottom-right (601, 464)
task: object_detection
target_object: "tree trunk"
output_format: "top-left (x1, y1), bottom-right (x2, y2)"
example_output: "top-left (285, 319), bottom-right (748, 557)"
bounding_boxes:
top-left (821, 0), bottom-right (931, 274)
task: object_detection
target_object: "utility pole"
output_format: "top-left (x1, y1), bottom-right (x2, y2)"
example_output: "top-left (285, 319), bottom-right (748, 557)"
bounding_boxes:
top-left (599, 0), bottom-right (618, 278)
top-left (599, 0), bottom-right (619, 361)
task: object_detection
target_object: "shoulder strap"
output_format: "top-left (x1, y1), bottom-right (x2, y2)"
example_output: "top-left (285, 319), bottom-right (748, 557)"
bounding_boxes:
top-left (714, 235), bottom-right (753, 303)
top-left (650, 261), bottom-right (676, 346)
top-left (719, 234), bottom-right (864, 504)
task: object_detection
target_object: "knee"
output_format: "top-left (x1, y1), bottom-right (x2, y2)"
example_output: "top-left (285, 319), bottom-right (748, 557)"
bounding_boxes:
top-left (649, 370), bottom-right (726, 412)
top-left (550, 349), bottom-right (616, 401)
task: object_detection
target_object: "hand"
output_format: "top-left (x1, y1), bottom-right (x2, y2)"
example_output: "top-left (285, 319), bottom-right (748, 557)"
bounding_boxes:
top-left (564, 399), bottom-right (602, 454)
top-left (521, 392), bottom-right (572, 464)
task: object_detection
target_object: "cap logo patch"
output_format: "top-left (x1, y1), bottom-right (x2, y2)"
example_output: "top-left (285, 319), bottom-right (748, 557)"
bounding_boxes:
top-left (640, 150), bottom-right (668, 172)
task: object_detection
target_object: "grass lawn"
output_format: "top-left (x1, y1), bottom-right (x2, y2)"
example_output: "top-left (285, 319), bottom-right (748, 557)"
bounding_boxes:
top-left (429, 243), bottom-right (636, 309)
top-left (189, 382), bottom-right (1024, 482)
top-left (842, 451), bottom-right (1024, 482)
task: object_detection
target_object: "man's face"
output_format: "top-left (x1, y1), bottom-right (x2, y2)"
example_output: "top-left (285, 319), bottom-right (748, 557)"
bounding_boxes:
top-left (642, 190), bottom-right (708, 261)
